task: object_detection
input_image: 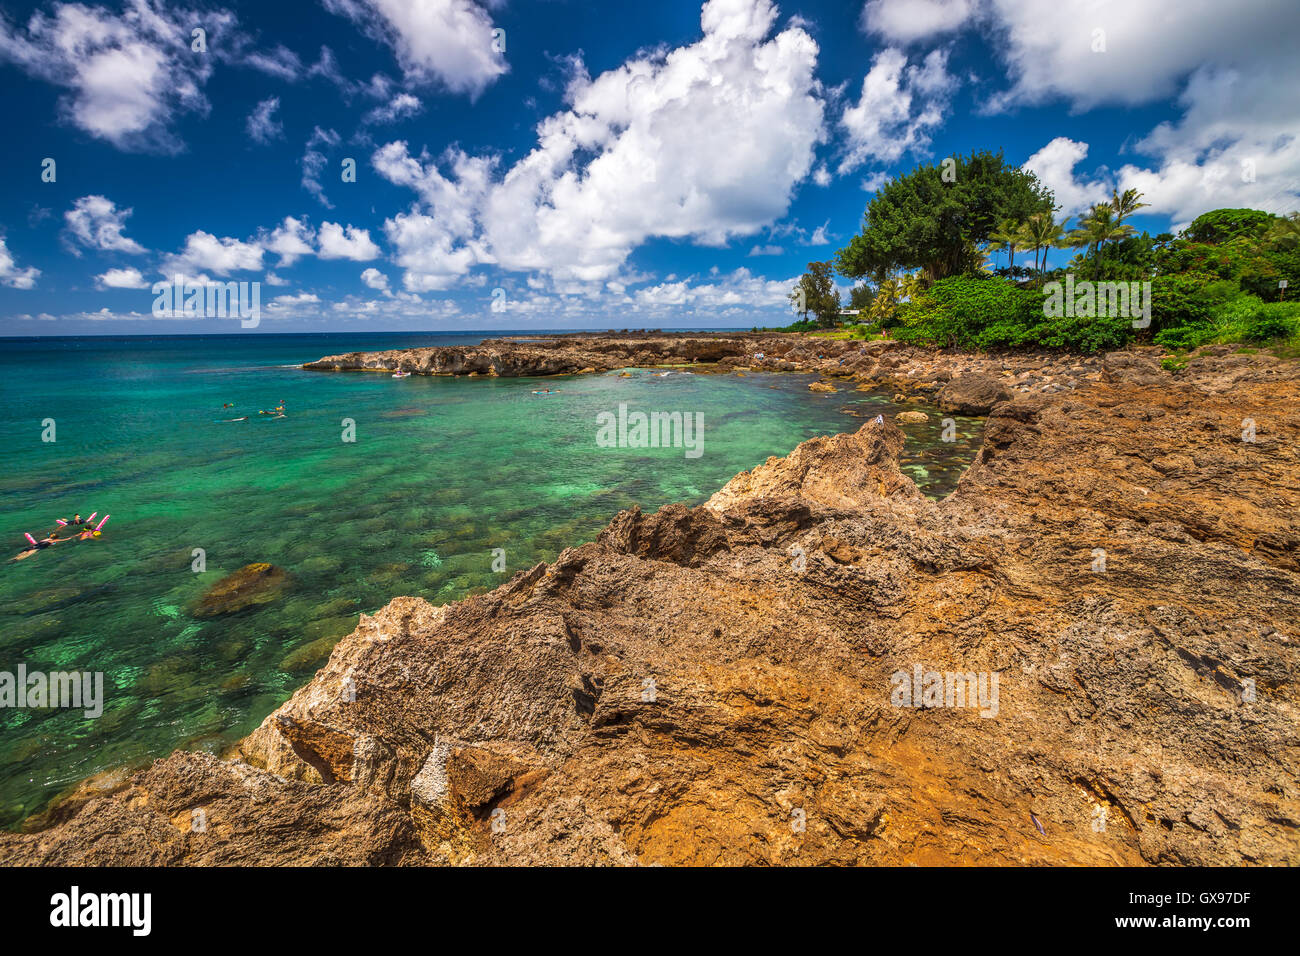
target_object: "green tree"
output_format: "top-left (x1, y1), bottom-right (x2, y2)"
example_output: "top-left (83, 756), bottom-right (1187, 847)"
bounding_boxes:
top-left (1184, 207), bottom-right (1278, 244)
top-left (1020, 211), bottom-right (1067, 276)
top-left (1069, 203), bottom-right (1135, 270)
top-left (790, 260), bottom-right (841, 328)
top-left (1265, 212), bottom-right (1300, 251)
top-left (848, 283), bottom-right (875, 311)
top-left (835, 150), bottom-right (1054, 284)
top-left (866, 272), bottom-right (923, 327)
top-left (1111, 187), bottom-right (1150, 226)
top-left (986, 219), bottom-right (1025, 271)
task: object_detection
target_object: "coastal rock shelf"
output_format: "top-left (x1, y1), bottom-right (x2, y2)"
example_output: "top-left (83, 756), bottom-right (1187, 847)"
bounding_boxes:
top-left (302, 330), bottom-right (1109, 401)
top-left (3, 345), bottom-right (1298, 865)
top-left (301, 333), bottom-right (754, 378)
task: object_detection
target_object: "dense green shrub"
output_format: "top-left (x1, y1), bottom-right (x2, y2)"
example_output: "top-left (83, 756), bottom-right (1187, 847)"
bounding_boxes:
top-left (776, 319), bottom-right (820, 332)
top-left (890, 275), bottom-right (1131, 351)
top-left (1238, 301), bottom-right (1300, 340)
top-left (891, 276), bottom-right (1037, 348)
top-left (816, 197), bottom-right (1300, 353)
top-left (1150, 272), bottom-right (1214, 329)
top-left (1153, 293), bottom-right (1300, 349)
top-left (1156, 235), bottom-right (1300, 300)
top-left (1029, 311), bottom-right (1134, 352)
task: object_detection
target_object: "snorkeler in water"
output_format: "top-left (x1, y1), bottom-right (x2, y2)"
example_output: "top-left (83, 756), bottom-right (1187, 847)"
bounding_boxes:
top-left (13, 532), bottom-right (63, 561)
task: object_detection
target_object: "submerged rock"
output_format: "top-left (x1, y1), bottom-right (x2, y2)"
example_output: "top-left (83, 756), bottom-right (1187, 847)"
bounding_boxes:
top-left (192, 563), bottom-right (288, 617)
top-left (278, 635), bottom-right (340, 672)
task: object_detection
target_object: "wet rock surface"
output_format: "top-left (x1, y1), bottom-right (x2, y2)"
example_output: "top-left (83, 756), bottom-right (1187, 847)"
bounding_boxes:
top-left (3, 344), bottom-right (1298, 866)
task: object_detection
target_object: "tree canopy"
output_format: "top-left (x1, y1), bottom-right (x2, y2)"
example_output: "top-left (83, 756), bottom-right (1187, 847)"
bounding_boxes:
top-left (1184, 208), bottom-right (1278, 244)
top-left (834, 149), bottom-right (1054, 283)
top-left (789, 260), bottom-right (841, 328)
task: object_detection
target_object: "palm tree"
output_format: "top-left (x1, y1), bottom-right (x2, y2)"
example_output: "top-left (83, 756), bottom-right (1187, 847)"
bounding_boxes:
top-left (1020, 212), bottom-right (1067, 276)
top-left (1111, 188), bottom-right (1150, 227)
top-left (1074, 203), bottom-right (1135, 258)
top-left (1063, 217), bottom-right (1093, 257)
top-left (987, 219), bottom-right (1024, 271)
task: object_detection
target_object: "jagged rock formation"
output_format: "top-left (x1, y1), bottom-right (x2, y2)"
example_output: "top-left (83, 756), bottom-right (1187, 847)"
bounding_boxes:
top-left (936, 373), bottom-right (1013, 414)
top-left (2, 347), bottom-right (1297, 866)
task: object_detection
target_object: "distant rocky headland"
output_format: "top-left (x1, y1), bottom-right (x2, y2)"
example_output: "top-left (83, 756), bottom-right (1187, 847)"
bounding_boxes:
top-left (302, 331), bottom-right (1109, 408)
top-left (3, 335), bottom-right (1297, 865)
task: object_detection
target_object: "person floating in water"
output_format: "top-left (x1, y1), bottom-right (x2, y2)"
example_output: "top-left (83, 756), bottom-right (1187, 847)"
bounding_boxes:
top-left (53, 511), bottom-right (91, 530)
top-left (13, 532), bottom-right (64, 561)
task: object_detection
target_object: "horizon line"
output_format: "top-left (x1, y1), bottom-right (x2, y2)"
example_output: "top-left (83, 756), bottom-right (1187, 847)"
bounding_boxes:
top-left (0, 325), bottom-right (757, 339)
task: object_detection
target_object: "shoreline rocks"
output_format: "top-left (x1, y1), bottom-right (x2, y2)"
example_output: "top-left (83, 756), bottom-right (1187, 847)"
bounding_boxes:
top-left (299, 331), bottom-right (1175, 406)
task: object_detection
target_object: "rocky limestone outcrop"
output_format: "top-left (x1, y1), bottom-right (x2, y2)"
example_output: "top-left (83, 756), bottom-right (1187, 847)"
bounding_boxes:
top-left (301, 331), bottom-right (1120, 408)
top-left (937, 373), bottom-right (1014, 415)
top-left (2, 348), bottom-right (1297, 866)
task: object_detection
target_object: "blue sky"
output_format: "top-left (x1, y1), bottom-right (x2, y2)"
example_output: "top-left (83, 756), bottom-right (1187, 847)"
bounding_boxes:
top-left (0, 0), bottom-right (1296, 334)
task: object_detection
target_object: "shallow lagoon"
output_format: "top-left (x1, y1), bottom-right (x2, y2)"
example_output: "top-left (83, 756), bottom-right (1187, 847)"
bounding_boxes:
top-left (0, 333), bottom-right (982, 825)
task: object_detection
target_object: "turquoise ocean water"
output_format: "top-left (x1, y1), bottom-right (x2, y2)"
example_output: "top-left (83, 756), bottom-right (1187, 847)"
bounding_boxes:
top-left (0, 332), bottom-right (981, 826)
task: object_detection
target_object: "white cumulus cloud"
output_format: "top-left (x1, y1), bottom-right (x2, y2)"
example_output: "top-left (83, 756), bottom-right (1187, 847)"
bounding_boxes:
top-left (0, 237), bottom-right (40, 288)
top-left (858, 0), bottom-right (976, 44)
top-left (374, 0), bottom-right (826, 288)
top-left (259, 217), bottom-right (316, 266)
top-left (323, 0), bottom-right (507, 97)
top-left (1022, 137), bottom-right (1111, 218)
top-left (360, 267), bottom-right (391, 292)
top-left (65, 195), bottom-right (147, 254)
top-left (0, 1), bottom-right (238, 152)
top-left (318, 222), bottom-right (381, 260)
top-left (838, 48), bottom-right (953, 174)
top-left (162, 231), bottom-right (265, 275)
top-left (95, 266), bottom-right (149, 289)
